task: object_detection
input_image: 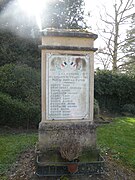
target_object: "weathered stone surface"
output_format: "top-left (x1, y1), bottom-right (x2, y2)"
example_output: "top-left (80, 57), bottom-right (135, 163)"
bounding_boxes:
top-left (38, 121), bottom-right (96, 152)
top-left (38, 29), bottom-right (97, 155)
top-left (41, 28), bottom-right (98, 39)
top-left (46, 53), bottom-right (90, 121)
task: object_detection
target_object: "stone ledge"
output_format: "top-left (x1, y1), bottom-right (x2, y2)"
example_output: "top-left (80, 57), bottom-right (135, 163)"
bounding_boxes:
top-left (41, 29), bottom-right (98, 40)
top-left (38, 121), bottom-right (96, 151)
top-left (38, 45), bottom-right (98, 52)
top-left (39, 121), bottom-right (96, 132)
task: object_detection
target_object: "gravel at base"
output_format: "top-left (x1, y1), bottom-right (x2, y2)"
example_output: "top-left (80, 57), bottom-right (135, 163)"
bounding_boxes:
top-left (7, 149), bottom-right (135, 180)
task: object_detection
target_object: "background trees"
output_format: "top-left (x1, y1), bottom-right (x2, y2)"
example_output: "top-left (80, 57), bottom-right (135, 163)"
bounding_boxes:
top-left (0, 64), bottom-right (40, 128)
top-left (94, 70), bottom-right (135, 114)
top-left (122, 13), bottom-right (135, 74)
top-left (96, 0), bottom-right (134, 72)
top-left (0, 0), bottom-right (86, 35)
top-left (0, 30), bottom-right (40, 68)
top-left (42, 0), bottom-right (86, 29)
top-left (0, 0), bottom-right (87, 128)
top-left (0, 0), bottom-right (135, 128)
top-left (0, 64), bottom-right (40, 104)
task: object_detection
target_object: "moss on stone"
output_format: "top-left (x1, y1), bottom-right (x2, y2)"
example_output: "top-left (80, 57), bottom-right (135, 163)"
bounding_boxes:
top-left (79, 148), bottom-right (99, 162)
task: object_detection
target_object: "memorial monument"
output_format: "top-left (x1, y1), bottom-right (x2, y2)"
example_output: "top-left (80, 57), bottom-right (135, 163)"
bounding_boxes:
top-left (36, 29), bottom-right (103, 177)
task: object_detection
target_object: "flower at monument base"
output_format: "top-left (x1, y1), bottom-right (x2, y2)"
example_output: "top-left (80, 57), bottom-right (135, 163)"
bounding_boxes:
top-left (59, 139), bottom-right (81, 161)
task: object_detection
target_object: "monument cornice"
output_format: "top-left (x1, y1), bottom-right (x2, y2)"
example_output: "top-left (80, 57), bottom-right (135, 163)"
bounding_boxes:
top-left (41, 29), bottom-right (98, 40)
top-left (38, 45), bottom-right (98, 52)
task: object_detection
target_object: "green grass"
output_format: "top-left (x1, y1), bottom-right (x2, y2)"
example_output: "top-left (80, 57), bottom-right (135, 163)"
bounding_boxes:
top-left (0, 132), bottom-right (37, 175)
top-left (0, 117), bottom-right (135, 177)
top-left (97, 117), bottom-right (135, 169)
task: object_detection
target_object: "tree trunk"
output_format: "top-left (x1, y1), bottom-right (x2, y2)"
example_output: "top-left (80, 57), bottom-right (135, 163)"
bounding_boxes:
top-left (112, 4), bottom-right (119, 72)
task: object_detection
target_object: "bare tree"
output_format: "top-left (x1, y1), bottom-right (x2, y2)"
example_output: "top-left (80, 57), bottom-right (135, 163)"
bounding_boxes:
top-left (96, 0), bottom-right (134, 71)
top-left (95, 47), bottom-right (111, 70)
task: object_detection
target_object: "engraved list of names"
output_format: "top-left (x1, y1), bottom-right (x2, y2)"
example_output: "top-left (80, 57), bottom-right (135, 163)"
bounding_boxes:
top-left (46, 53), bottom-right (90, 120)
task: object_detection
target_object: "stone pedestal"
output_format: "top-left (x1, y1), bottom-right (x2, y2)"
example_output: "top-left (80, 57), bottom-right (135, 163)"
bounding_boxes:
top-left (38, 29), bottom-right (98, 156)
top-left (39, 121), bottom-right (96, 152)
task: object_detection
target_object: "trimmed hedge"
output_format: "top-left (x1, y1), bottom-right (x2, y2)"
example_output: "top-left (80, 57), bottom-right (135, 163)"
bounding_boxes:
top-left (94, 70), bottom-right (135, 113)
top-left (0, 92), bottom-right (40, 128)
top-left (122, 104), bottom-right (135, 115)
top-left (0, 64), bottom-right (40, 128)
top-left (1, 67), bottom-right (135, 128)
top-left (0, 30), bottom-right (40, 69)
top-left (0, 63), bottom-right (40, 105)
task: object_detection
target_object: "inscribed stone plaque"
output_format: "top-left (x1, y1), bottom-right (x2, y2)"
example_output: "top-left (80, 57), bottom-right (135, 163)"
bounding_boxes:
top-left (46, 53), bottom-right (90, 120)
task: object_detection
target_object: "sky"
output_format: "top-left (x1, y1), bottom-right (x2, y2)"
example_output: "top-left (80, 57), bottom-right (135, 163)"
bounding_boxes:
top-left (0, 0), bottom-right (114, 31)
top-left (84, 0), bottom-right (134, 69)
top-left (0, 0), bottom-right (134, 69)
top-left (1, 0), bottom-right (132, 34)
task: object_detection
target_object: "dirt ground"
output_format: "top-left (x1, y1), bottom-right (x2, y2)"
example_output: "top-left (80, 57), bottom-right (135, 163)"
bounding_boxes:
top-left (7, 148), bottom-right (135, 180)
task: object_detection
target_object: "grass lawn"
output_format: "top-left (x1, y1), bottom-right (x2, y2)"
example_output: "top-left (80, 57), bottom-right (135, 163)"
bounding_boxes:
top-left (0, 132), bottom-right (37, 175)
top-left (97, 117), bottom-right (135, 169)
top-left (0, 117), bottom-right (135, 178)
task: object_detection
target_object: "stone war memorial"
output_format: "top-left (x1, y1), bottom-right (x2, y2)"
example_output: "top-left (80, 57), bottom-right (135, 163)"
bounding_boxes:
top-left (36, 29), bottom-right (104, 178)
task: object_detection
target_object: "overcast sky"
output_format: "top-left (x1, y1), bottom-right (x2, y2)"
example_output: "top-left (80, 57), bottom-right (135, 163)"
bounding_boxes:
top-left (0, 0), bottom-right (134, 69)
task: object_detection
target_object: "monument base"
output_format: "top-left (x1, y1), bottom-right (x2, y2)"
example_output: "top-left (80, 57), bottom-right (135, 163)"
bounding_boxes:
top-left (36, 122), bottom-right (105, 178)
top-left (38, 120), bottom-right (96, 152)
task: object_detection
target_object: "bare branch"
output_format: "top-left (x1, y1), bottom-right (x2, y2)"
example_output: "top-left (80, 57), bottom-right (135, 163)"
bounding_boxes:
top-left (118, 0), bottom-right (134, 23)
top-left (120, 13), bottom-right (134, 22)
top-left (117, 0), bottom-right (123, 12)
top-left (117, 40), bottom-right (126, 47)
top-left (117, 55), bottom-right (128, 62)
top-left (102, 4), bottom-right (115, 21)
top-left (95, 53), bottom-right (111, 70)
top-left (118, 59), bottom-right (135, 68)
top-left (98, 51), bottom-right (111, 56)
top-left (100, 14), bottom-right (114, 25)
top-left (95, 0), bottom-right (134, 71)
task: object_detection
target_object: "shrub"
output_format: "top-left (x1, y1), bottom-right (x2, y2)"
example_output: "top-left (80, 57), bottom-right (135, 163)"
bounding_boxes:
top-left (0, 92), bottom-right (40, 128)
top-left (94, 70), bottom-right (135, 112)
top-left (0, 30), bottom-right (40, 69)
top-left (122, 104), bottom-right (135, 115)
top-left (0, 63), bottom-right (40, 105)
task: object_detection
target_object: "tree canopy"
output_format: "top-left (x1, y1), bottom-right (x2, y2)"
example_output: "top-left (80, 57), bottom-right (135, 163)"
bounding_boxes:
top-left (42, 0), bottom-right (87, 29)
top-left (0, 0), bottom-right (87, 35)
top-left (122, 13), bottom-right (135, 74)
top-left (0, 30), bottom-right (40, 68)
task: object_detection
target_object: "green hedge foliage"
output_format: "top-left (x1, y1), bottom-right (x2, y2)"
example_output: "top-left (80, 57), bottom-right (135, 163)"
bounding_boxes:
top-left (1, 65), bottom-right (135, 128)
top-left (0, 63), bottom-right (40, 105)
top-left (0, 30), bottom-right (40, 69)
top-left (0, 64), bottom-right (41, 128)
top-left (0, 92), bottom-right (40, 128)
top-left (94, 70), bottom-right (135, 112)
top-left (122, 104), bottom-right (135, 115)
